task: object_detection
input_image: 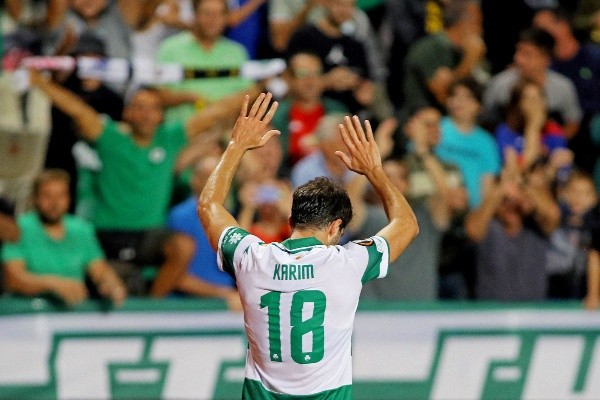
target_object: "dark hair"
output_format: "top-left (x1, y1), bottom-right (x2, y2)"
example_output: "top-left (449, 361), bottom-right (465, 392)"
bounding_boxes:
top-left (443, 0), bottom-right (477, 28)
top-left (449, 76), bottom-right (483, 104)
top-left (290, 177), bottom-right (352, 230)
top-left (504, 78), bottom-right (541, 132)
top-left (33, 169), bottom-right (70, 197)
top-left (518, 27), bottom-right (555, 57)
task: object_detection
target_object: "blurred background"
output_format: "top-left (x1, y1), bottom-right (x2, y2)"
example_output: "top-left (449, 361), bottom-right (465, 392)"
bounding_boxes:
top-left (1, 0), bottom-right (600, 399)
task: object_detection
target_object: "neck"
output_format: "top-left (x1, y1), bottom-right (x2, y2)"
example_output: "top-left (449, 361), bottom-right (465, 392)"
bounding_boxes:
top-left (193, 31), bottom-right (217, 50)
top-left (295, 99), bottom-right (321, 110)
top-left (501, 219), bottom-right (523, 236)
top-left (526, 69), bottom-right (547, 86)
top-left (43, 220), bottom-right (65, 240)
top-left (452, 116), bottom-right (475, 133)
top-left (290, 228), bottom-right (328, 244)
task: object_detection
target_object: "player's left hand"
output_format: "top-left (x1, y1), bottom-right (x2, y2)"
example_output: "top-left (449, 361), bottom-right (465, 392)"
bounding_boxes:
top-left (230, 93), bottom-right (280, 150)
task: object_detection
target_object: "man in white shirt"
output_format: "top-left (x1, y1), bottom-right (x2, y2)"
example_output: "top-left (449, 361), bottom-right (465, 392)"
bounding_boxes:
top-left (198, 93), bottom-right (418, 398)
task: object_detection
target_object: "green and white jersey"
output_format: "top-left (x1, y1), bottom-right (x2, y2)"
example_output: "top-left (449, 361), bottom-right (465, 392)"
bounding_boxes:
top-left (218, 227), bottom-right (390, 399)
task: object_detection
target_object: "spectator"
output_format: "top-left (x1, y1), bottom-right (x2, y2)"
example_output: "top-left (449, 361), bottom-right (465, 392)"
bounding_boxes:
top-left (268, 0), bottom-right (324, 54)
top-left (290, 113), bottom-right (355, 188)
top-left (3, 0), bottom-right (68, 55)
top-left (385, 0), bottom-right (439, 108)
top-left (28, 70), bottom-right (217, 298)
top-left (272, 51), bottom-right (347, 167)
top-left (234, 130), bottom-right (293, 240)
top-left (438, 179), bottom-right (475, 299)
top-left (534, 7), bottom-right (600, 173)
top-left (482, 27), bottom-right (582, 139)
top-left (66, 0), bottom-right (133, 59)
top-left (119, 0), bottom-right (192, 63)
top-left (225, 0), bottom-right (268, 59)
top-left (167, 156), bottom-right (242, 310)
top-left (481, 0), bottom-right (550, 74)
top-left (495, 79), bottom-right (570, 171)
top-left (359, 109), bottom-right (454, 300)
top-left (436, 77), bottom-right (501, 207)
top-left (238, 181), bottom-right (293, 243)
top-left (157, 0), bottom-right (253, 123)
top-left (1, 169), bottom-right (126, 307)
top-left (287, 0), bottom-right (375, 114)
top-left (465, 153), bottom-right (560, 301)
top-left (44, 31), bottom-right (124, 213)
top-left (400, 0), bottom-right (485, 121)
top-left (547, 170), bottom-right (597, 299)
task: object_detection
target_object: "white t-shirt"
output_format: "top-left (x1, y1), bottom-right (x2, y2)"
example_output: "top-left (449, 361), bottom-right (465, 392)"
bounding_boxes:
top-left (218, 227), bottom-right (389, 398)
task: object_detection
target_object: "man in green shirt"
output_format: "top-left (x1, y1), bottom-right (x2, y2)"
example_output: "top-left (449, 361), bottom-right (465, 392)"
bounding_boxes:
top-left (2, 169), bottom-right (126, 307)
top-left (157, 0), bottom-right (253, 123)
top-left (29, 69), bottom-right (222, 298)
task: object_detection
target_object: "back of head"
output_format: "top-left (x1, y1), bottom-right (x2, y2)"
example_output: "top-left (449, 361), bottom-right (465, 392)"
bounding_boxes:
top-left (290, 177), bottom-right (352, 231)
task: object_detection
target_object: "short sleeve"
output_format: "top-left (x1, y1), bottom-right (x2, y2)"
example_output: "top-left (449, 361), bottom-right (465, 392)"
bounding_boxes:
top-left (217, 227), bottom-right (262, 277)
top-left (269, 0), bottom-right (294, 21)
top-left (343, 236), bottom-right (390, 284)
top-left (562, 81), bottom-right (583, 124)
top-left (164, 120), bottom-right (187, 153)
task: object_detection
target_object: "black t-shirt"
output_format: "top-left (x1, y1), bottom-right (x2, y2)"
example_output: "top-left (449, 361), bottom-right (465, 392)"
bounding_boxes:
top-left (44, 73), bottom-right (124, 210)
top-left (287, 24), bottom-right (372, 114)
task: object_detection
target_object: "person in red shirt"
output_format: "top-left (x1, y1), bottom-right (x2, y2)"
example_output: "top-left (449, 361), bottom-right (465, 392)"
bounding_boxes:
top-left (271, 51), bottom-right (348, 168)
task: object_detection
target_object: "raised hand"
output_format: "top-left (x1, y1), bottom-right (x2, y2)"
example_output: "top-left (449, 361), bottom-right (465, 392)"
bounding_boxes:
top-left (335, 115), bottom-right (382, 177)
top-left (230, 93), bottom-right (280, 150)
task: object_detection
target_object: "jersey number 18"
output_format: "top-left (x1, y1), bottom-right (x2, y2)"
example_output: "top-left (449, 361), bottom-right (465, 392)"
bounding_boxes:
top-left (260, 290), bottom-right (326, 365)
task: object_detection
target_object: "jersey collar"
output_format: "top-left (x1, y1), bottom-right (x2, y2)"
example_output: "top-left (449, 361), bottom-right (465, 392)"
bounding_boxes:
top-left (280, 237), bottom-right (323, 250)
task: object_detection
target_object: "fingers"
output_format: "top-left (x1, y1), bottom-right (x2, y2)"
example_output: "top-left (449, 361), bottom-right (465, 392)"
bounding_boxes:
top-left (261, 100), bottom-right (279, 128)
top-left (240, 95), bottom-right (249, 117)
top-left (338, 123), bottom-right (356, 154)
top-left (351, 115), bottom-right (368, 143)
top-left (249, 93), bottom-right (266, 117)
top-left (364, 120), bottom-right (375, 143)
top-left (256, 92), bottom-right (272, 119)
top-left (344, 116), bottom-right (360, 144)
top-left (258, 129), bottom-right (281, 147)
top-left (335, 150), bottom-right (353, 170)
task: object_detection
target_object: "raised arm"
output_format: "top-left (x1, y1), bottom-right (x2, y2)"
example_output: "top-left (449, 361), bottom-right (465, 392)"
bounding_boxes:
top-left (198, 93), bottom-right (279, 250)
top-left (335, 116), bottom-right (419, 262)
top-left (29, 70), bottom-right (103, 142)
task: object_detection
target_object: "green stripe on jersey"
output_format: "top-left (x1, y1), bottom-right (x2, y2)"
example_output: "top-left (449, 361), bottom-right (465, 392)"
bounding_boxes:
top-left (242, 379), bottom-right (352, 400)
top-left (220, 227), bottom-right (252, 275)
top-left (360, 238), bottom-right (388, 284)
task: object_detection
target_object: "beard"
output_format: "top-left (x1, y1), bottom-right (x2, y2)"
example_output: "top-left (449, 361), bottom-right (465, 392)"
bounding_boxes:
top-left (38, 212), bottom-right (63, 226)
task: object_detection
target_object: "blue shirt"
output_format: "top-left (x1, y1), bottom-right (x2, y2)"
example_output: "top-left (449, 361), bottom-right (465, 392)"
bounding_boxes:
top-left (167, 197), bottom-right (235, 287)
top-left (291, 152), bottom-right (356, 188)
top-left (436, 117), bottom-right (501, 207)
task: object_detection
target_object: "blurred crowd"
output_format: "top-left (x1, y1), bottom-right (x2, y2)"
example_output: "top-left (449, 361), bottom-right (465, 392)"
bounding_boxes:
top-left (1, 0), bottom-right (600, 310)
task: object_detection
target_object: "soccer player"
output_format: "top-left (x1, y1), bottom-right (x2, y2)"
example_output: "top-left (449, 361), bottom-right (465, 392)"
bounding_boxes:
top-left (198, 93), bottom-right (419, 398)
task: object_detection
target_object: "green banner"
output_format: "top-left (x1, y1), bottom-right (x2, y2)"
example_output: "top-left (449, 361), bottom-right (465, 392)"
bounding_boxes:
top-left (1, 298), bottom-right (599, 400)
